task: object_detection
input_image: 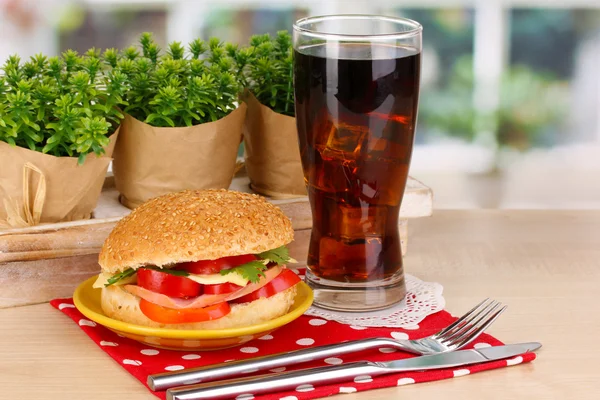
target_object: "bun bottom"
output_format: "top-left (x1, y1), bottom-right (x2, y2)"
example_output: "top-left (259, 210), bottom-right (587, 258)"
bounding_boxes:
top-left (101, 284), bottom-right (297, 330)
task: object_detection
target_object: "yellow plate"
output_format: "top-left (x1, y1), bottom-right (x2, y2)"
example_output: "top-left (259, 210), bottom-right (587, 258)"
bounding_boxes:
top-left (73, 275), bottom-right (313, 351)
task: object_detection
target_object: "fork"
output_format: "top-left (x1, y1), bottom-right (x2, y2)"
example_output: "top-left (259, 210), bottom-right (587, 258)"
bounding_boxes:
top-left (149, 298), bottom-right (506, 390)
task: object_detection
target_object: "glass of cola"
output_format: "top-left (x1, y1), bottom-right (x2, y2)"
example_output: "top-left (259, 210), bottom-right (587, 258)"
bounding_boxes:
top-left (293, 15), bottom-right (422, 311)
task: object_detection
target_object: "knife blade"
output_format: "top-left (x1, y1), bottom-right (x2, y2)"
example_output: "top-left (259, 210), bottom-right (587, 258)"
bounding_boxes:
top-left (382, 342), bottom-right (540, 371)
top-left (167, 342), bottom-right (541, 400)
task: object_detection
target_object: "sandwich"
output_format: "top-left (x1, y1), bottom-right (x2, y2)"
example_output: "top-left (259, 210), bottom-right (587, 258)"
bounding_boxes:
top-left (94, 189), bottom-right (301, 329)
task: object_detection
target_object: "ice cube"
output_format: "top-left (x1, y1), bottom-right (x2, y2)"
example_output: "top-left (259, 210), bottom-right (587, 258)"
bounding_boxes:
top-left (307, 155), bottom-right (356, 194)
top-left (322, 122), bottom-right (369, 159)
top-left (310, 118), bottom-right (368, 194)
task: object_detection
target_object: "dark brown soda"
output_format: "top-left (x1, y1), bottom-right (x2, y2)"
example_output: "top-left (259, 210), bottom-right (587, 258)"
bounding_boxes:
top-left (294, 43), bottom-right (420, 283)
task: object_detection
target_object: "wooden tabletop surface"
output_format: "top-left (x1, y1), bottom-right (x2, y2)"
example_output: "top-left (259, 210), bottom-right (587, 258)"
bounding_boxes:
top-left (1, 210), bottom-right (599, 399)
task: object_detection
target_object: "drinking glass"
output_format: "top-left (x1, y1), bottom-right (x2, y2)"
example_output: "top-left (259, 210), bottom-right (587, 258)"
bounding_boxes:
top-left (293, 15), bottom-right (422, 311)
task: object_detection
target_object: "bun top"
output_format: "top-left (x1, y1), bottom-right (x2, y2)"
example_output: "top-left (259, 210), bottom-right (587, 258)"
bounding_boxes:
top-left (99, 189), bottom-right (294, 274)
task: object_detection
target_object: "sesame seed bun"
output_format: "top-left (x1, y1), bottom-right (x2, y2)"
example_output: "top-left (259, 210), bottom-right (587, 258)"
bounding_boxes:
top-left (99, 189), bottom-right (294, 274)
top-left (101, 284), bottom-right (297, 329)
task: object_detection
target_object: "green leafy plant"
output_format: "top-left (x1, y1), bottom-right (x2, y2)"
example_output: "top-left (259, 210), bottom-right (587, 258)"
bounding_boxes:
top-left (0, 50), bottom-right (126, 164)
top-left (116, 33), bottom-right (242, 127)
top-left (245, 31), bottom-right (294, 117)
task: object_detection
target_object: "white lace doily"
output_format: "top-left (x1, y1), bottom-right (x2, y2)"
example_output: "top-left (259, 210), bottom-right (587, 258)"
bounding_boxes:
top-left (304, 274), bottom-right (445, 328)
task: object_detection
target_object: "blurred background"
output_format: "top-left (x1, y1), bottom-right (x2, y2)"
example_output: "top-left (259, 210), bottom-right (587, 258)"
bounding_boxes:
top-left (1, 0), bottom-right (599, 209)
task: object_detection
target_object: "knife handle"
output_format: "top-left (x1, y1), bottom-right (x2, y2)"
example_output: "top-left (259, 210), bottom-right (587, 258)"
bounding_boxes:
top-left (149, 337), bottom-right (401, 391)
top-left (166, 362), bottom-right (384, 400)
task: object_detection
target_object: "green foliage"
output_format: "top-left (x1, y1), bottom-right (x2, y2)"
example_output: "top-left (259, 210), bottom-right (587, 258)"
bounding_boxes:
top-left (220, 244), bottom-right (292, 283)
top-left (105, 267), bottom-right (136, 287)
top-left (496, 66), bottom-right (568, 150)
top-left (418, 57), bottom-right (482, 142)
top-left (220, 260), bottom-right (268, 283)
top-left (245, 31), bottom-right (294, 116)
top-left (258, 245), bottom-right (291, 265)
top-left (117, 33), bottom-right (241, 127)
top-left (419, 55), bottom-right (568, 149)
top-left (0, 50), bottom-right (126, 163)
top-left (0, 31), bottom-right (296, 159)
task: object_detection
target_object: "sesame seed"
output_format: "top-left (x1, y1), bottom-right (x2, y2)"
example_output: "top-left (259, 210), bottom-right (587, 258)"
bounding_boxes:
top-left (98, 189), bottom-right (294, 272)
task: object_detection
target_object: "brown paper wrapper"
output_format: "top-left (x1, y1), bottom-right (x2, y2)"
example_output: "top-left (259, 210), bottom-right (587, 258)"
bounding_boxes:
top-left (113, 104), bottom-right (246, 209)
top-left (243, 92), bottom-right (307, 199)
top-left (0, 127), bottom-right (119, 226)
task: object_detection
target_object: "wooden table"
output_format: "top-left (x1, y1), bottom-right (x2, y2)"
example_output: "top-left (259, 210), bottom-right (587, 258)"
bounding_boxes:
top-left (1, 210), bottom-right (599, 399)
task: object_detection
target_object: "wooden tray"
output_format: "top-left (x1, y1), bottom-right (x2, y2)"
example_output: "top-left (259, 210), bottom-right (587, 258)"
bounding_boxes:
top-left (0, 176), bottom-right (432, 308)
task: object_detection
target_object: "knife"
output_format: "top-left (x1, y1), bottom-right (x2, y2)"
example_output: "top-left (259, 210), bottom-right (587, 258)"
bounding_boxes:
top-left (166, 342), bottom-right (541, 400)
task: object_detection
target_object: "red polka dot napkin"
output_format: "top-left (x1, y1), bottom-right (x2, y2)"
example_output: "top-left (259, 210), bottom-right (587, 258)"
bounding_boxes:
top-left (50, 296), bottom-right (536, 400)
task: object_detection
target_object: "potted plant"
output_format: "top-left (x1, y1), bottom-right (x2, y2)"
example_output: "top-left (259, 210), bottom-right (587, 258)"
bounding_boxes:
top-left (0, 50), bottom-right (126, 227)
top-left (497, 66), bottom-right (567, 151)
top-left (111, 33), bottom-right (246, 209)
top-left (242, 31), bottom-right (306, 198)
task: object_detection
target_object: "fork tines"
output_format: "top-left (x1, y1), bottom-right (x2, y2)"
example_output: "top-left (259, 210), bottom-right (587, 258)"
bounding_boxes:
top-left (434, 299), bottom-right (507, 350)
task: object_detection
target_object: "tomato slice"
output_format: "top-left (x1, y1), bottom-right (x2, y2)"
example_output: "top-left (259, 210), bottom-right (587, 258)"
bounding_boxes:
top-left (232, 269), bottom-right (301, 303)
top-left (137, 268), bottom-right (202, 298)
top-left (203, 282), bottom-right (242, 295)
top-left (176, 254), bottom-right (258, 275)
top-left (139, 300), bottom-right (231, 324)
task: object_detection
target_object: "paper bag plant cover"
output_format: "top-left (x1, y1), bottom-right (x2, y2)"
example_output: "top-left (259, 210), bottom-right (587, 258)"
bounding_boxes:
top-left (0, 129), bottom-right (119, 227)
top-left (243, 92), bottom-right (306, 198)
top-left (113, 105), bottom-right (246, 209)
